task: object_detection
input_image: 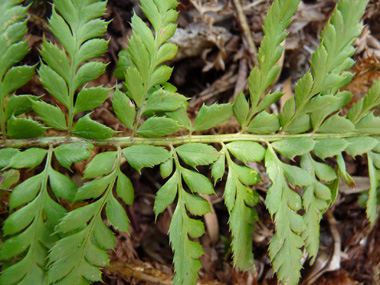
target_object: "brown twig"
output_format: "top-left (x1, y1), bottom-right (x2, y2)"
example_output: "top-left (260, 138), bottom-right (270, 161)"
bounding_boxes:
top-left (231, 0), bottom-right (259, 66)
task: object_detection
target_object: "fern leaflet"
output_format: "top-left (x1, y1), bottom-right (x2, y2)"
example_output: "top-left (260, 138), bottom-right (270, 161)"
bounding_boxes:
top-left (0, 0), bottom-right (39, 138)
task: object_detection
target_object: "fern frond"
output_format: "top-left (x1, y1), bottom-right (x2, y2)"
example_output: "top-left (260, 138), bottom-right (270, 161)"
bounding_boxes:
top-left (114, 0), bottom-right (182, 134)
top-left (0, 0), bottom-right (39, 138)
top-left (281, 0), bottom-right (369, 132)
top-left (0, 147), bottom-right (69, 284)
top-left (170, 152), bottom-right (213, 284)
top-left (47, 149), bottom-right (124, 284)
top-left (48, 144), bottom-right (169, 283)
top-left (169, 200), bottom-right (205, 285)
top-left (311, 0), bottom-right (368, 93)
top-left (347, 79), bottom-right (380, 124)
top-left (223, 141), bottom-right (264, 270)
top-left (234, 0), bottom-right (300, 132)
top-left (265, 145), bottom-right (315, 284)
top-left (313, 135), bottom-right (380, 226)
top-left (153, 146), bottom-right (217, 284)
top-left (37, 0), bottom-right (111, 137)
top-left (367, 151), bottom-right (380, 224)
top-left (300, 153), bottom-right (336, 263)
top-left (254, 0), bottom-right (300, 98)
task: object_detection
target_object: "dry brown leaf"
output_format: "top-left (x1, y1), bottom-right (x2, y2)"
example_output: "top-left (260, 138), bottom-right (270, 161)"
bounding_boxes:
top-left (280, 77), bottom-right (293, 111)
top-left (201, 194), bottom-right (219, 244)
top-left (344, 55), bottom-right (380, 111)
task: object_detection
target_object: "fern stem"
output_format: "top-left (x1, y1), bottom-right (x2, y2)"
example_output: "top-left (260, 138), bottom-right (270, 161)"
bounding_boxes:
top-left (1, 132), bottom-right (377, 148)
top-left (22, 145), bottom-right (53, 280)
top-left (67, 12), bottom-right (80, 133)
top-left (132, 108), bottom-right (142, 136)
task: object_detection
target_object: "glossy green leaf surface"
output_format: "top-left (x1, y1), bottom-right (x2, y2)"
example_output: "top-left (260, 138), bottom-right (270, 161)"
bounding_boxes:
top-left (32, 100), bottom-right (67, 130)
top-left (123, 145), bottom-right (170, 173)
top-left (112, 88), bottom-right (135, 130)
top-left (83, 151), bottom-right (117, 179)
top-left (193, 103), bottom-right (233, 132)
top-left (73, 114), bottom-right (118, 139)
top-left (176, 143), bottom-right (219, 168)
top-left (137, 117), bottom-right (179, 137)
top-left (7, 116), bottom-right (46, 139)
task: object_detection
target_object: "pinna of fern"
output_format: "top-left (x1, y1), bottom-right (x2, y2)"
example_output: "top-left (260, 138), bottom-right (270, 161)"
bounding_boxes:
top-left (35, 0), bottom-right (116, 139)
top-left (0, 0), bottom-right (40, 139)
top-left (0, 0), bottom-right (117, 283)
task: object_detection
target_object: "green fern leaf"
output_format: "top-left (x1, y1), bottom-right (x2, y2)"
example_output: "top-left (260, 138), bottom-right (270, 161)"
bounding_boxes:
top-left (116, 172), bottom-right (134, 205)
top-left (345, 137), bottom-right (378, 157)
top-left (7, 116), bottom-right (46, 139)
top-left (282, 0), bottom-right (368, 131)
top-left (226, 141), bottom-right (265, 164)
top-left (54, 142), bottom-right (94, 170)
top-left (0, 148), bottom-right (19, 167)
top-left (239, 0), bottom-right (300, 131)
top-left (223, 144), bottom-right (261, 271)
top-left (317, 114), bottom-right (355, 133)
top-left (154, 170), bottom-right (179, 218)
top-left (83, 151), bottom-right (117, 179)
top-left (300, 154), bottom-right (335, 264)
top-left (38, 0), bottom-right (109, 133)
top-left (49, 169), bottom-right (77, 201)
top-left (0, 148), bottom-right (67, 284)
top-left (193, 103), bottom-right (233, 132)
top-left (181, 168), bottom-right (215, 195)
top-left (250, 0), bottom-right (300, 107)
top-left (4, 94), bottom-right (40, 120)
top-left (112, 88), bottom-right (136, 130)
top-left (265, 145), bottom-right (307, 284)
top-left (116, 0), bottom-right (180, 133)
top-left (2, 66), bottom-right (35, 96)
top-left (355, 112), bottom-right (380, 134)
top-left (176, 143), bottom-right (219, 168)
top-left (336, 153), bottom-right (355, 187)
top-left (211, 150), bottom-right (226, 183)
top-left (0, 0), bottom-right (38, 137)
top-left (143, 89), bottom-right (188, 113)
top-left (123, 145), bottom-right (170, 173)
top-left (48, 149), bottom-right (132, 284)
top-left (233, 92), bottom-right (249, 127)
top-left (137, 117), bottom-right (179, 137)
top-left (7, 148), bottom-right (47, 169)
top-left (38, 63), bottom-right (69, 108)
top-left (73, 87), bottom-right (111, 115)
top-left (32, 100), bottom-right (67, 130)
top-left (73, 113), bottom-right (118, 139)
top-left (272, 138), bottom-right (314, 160)
top-left (153, 148), bottom-right (212, 284)
top-left (309, 91), bottom-right (353, 131)
top-left (169, 202), bottom-right (204, 285)
top-left (367, 152), bottom-right (379, 225)
top-left (312, 138), bottom-right (349, 160)
top-left (312, 0), bottom-right (367, 93)
top-left (247, 111), bottom-right (280, 134)
top-left (160, 157), bottom-right (174, 179)
top-left (348, 79), bottom-right (380, 123)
